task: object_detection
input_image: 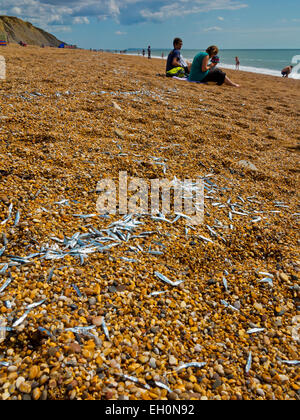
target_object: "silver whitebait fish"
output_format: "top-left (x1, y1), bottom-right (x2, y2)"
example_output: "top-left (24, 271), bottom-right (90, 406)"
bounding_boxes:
top-left (14, 211), bottom-right (20, 227)
top-left (154, 271), bottom-right (184, 287)
top-left (149, 291), bottom-right (168, 297)
top-left (221, 300), bottom-right (239, 312)
top-left (120, 374), bottom-right (150, 390)
top-left (259, 277), bottom-right (273, 286)
top-left (176, 362), bottom-right (207, 371)
top-left (154, 381), bottom-right (173, 393)
top-left (245, 352), bottom-right (252, 373)
top-left (198, 235), bottom-right (214, 244)
top-left (0, 278), bottom-right (11, 293)
top-left (26, 299), bottom-right (46, 310)
top-left (101, 319), bottom-right (110, 341)
top-left (223, 277), bottom-right (229, 292)
top-left (12, 310), bottom-right (31, 328)
top-left (247, 328), bottom-right (265, 334)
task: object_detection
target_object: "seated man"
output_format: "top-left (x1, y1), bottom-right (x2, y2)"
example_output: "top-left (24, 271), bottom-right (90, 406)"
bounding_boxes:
top-left (166, 38), bottom-right (191, 78)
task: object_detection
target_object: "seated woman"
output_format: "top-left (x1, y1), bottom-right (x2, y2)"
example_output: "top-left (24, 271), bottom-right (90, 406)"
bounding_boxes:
top-left (189, 46), bottom-right (240, 87)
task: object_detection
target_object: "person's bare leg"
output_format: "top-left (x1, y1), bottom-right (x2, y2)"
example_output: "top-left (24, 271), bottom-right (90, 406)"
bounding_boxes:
top-left (224, 75), bottom-right (240, 87)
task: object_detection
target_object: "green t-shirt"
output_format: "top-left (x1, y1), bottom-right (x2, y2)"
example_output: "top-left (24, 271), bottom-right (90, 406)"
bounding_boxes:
top-left (189, 52), bottom-right (209, 82)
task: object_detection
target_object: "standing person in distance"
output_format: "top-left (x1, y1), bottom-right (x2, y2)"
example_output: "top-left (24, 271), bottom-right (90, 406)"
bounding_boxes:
top-left (235, 56), bottom-right (240, 70)
top-left (148, 45), bottom-right (151, 59)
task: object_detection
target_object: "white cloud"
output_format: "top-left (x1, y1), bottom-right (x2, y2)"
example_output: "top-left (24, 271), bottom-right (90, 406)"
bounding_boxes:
top-left (11, 7), bottom-right (22, 14)
top-left (204, 26), bottom-right (223, 32)
top-left (0, 1), bottom-right (248, 29)
top-left (73, 16), bottom-right (90, 24)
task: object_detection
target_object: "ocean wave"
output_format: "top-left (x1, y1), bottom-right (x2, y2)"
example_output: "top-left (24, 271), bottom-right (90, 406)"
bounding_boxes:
top-left (127, 53), bottom-right (300, 79)
top-left (219, 63), bottom-right (300, 79)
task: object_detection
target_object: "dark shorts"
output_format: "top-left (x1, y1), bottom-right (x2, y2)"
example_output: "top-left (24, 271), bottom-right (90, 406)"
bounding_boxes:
top-left (202, 68), bottom-right (226, 85)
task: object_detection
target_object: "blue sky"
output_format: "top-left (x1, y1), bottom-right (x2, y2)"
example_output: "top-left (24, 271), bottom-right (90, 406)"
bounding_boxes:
top-left (0, 0), bottom-right (299, 49)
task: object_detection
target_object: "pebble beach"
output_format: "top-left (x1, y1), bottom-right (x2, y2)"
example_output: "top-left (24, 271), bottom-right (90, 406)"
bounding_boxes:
top-left (0, 45), bottom-right (299, 400)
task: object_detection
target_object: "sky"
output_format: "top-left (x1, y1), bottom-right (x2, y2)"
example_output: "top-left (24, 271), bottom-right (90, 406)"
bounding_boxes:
top-left (0, 0), bottom-right (299, 49)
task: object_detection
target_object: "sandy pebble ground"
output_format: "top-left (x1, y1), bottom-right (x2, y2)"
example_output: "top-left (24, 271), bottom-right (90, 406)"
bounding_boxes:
top-left (0, 45), bottom-right (299, 400)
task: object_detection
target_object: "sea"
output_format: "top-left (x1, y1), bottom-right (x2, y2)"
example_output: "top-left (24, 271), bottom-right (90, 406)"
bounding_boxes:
top-left (127, 49), bottom-right (300, 79)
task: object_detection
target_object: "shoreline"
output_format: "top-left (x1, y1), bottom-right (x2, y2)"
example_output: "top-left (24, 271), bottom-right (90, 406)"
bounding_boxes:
top-left (126, 52), bottom-right (300, 80)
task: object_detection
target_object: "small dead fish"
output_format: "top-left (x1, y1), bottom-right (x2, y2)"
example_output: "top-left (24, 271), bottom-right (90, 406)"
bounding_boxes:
top-left (47, 268), bottom-right (55, 283)
top-left (198, 235), bottom-right (214, 244)
top-left (232, 210), bottom-right (248, 216)
top-left (0, 361), bottom-right (10, 367)
top-left (251, 217), bottom-right (262, 223)
top-left (14, 211), bottom-right (20, 227)
top-left (54, 199), bottom-right (69, 206)
top-left (72, 284), bottom-right (82, 297)
top-left (279, 359), bottom-right (300, 365)
top-left (259, 277), bottom-right (273, 287)
top-left (65, 326), bottom-right (96, 334)
top-left (247, 328), bottom-right (265, 335)
top-left (154, 271), bottom-right (184, 287)
top-left (206, 225), bottom-right (218, 238)
top-left (73, 214), bottom-right (98, 219)
top-left (149, 291), bottom-right (168, 297)
top-left (0, 247), bottom-right (5, 257)
top-left (176, 362), bottom-right (206, 371)
top-left (120, 257), bottom-right (138, 263)
top-left (154, 381), bottom-right (173, 393)
top-left (245, 351), bottom-right (252, 373)
top-left (4, 300), bottom-right (12, 309)
top-left (0, 278), bottom-right (11, 293)
top-left (101, 319), bottom-right (110, 341)
top-left (12, 310), bottom-right (31, 328)
top-left (223, 276), bottom-right (229, 292)
top-left (26, 299), bottom-right (46, 310)
top-left (8, 203), bottom-right (13, 217)
top-left (147, 250), bottom-right (164, 256)
top-left (258, 272), bottom-right (274, 278)
top-left (0, 264), bottom-right (9, 275)
top-left (120, 374), bottom-right (150, 390)
top-left (221, 300), bottom-right (239, 312)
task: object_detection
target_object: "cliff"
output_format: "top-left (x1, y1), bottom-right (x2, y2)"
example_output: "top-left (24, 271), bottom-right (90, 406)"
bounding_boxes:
top-left (0, 16), bottom-right (63, 47)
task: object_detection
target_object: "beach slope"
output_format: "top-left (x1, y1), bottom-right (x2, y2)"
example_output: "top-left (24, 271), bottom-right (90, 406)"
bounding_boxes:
top-left (0, 46), bottom-right (299, 401)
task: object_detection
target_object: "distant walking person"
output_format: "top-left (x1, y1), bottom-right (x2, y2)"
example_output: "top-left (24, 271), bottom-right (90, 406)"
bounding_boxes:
top-left (148, 45), bottom-right (151, 59)
top-left (281, 65), bottom-right (293, 78)
top-left (142, 49), bottom-right (145, 57)
top-left (235, 56), bottom-right (240, 70)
